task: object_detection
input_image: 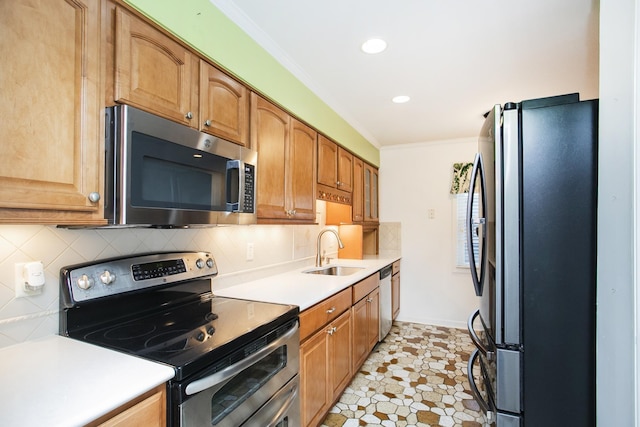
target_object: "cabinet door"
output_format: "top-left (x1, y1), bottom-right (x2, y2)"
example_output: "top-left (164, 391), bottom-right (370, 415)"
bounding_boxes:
top-left (329, 310), bottom-right (352, 401)
top-left (89, 386), bottom-right (165, 427)
top-left (317, 135), bottom-right (338, 188)
top-left (252, 94), bottom-right (289, 220)
top-left (0, 0), bottom-right (104, 224)
top-left (351, 296), bottom-right (369, 373)
top-left (367, 287), bottom-right (380, 351)
top-left (337, 148), bottom-right (353, 192)
top-left (392, 272), bottom-right (400, 320)
top-left (289, 119), bottom-right (317, 221)
top-left (199, 61), bottom-right (249, 146)
top-left (371, 167), bottom-right (379, 221)
top-left (300, 329), bottom-right (330, 427)
top-left (352, 157), bottom-right (364, 222)
top-left (364, 163), bottom-right (379, 222)
top-left (97, 390), bottom-right (165, 427)
top-left (115, 7), bottom-right (196, 126)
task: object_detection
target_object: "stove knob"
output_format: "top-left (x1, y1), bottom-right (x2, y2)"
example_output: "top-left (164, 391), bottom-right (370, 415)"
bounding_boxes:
top-left (195, 331), bottom-right (205, 342)
top-left (195, 258), bottom-right (204, 269)
top-left (77, 274), bottom-right (93, 290)
top-left (207, 326), bottom-right (215, 335)
top-left (99, 270), bottom-right (116, 285)
top-left (206, 258), bottom-right (215, 269)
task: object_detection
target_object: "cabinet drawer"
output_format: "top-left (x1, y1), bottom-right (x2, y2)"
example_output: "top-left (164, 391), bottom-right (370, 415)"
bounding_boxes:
top-left (392, 260), bottom-right (401, 275)
top-left (300, 288), bottom-right (351, 342)
top-left (352, 273), bottom-right (379, 303)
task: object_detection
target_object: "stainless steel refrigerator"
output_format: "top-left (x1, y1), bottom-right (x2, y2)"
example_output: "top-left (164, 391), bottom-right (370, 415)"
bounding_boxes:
top-left (465, 93), bottom-right (598, 426)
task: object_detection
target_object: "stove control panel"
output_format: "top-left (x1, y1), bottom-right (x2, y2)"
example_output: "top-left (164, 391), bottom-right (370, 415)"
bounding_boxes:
top-left (61, 252), bottom-right (218, 304)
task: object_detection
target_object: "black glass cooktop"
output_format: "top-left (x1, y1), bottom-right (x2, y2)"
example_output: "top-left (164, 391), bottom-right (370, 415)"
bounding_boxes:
top-left (62, 278), bottom-right (298, 381)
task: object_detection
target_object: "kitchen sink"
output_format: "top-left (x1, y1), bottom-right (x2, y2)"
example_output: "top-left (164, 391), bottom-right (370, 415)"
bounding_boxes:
top-left (302, 266), bottom-right (364, 276)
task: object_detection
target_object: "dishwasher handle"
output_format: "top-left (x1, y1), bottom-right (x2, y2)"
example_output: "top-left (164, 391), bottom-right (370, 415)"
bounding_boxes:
top-left (379, 265), bottom-right (392, 280)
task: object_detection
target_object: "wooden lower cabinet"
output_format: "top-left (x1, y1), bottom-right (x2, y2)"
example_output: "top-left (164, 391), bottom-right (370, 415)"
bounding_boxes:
top-left (300, 309), bottom-right (352, 427)
top-left (87, 385), bottom-right (166, 427)
top-left (352, 287), bottom-right (380, 373)
top-left (392, 260), bottom-right (401, 320)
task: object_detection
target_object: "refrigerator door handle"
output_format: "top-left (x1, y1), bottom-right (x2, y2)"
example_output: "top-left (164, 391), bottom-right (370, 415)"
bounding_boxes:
top-left (467, 152), bottom-right (488, 296)
top-left (467, 310), bottom-right (495, 361)
top-left (467, 348), bottom-right (496, 424)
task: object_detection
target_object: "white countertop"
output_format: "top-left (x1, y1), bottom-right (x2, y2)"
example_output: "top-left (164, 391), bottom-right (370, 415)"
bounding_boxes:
top-left (0, 335), bottom-right (174, 427)
top-left (215, 252), bottom-right (401, 310)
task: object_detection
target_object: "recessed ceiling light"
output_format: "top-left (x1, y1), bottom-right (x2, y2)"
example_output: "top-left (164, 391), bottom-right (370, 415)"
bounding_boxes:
top-left (361, 38), bottom-right (387, 54)
top-left (392, 95), bottom-right (411, 104)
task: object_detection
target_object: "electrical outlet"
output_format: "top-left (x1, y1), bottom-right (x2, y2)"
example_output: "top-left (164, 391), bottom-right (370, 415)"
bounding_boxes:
top-left (246, 243), bottom-right (254, 261)
top-left (15, 262), bottom-right (45, 298)
top-left (428, 208), bottom-right (436, 219)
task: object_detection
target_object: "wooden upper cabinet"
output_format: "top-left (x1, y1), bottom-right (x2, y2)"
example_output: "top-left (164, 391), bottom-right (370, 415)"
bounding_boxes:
top-left (352, 157), bottom-right (364, 222)
top-left (364, 163), bottom-right (379, 222)
top-left (252, 94), bottom-right (289, 220)
top-left (251, 93), bottom-right (316, 222)
top-left (289, 118), bottom-right (317, 221)
top-left (0, 0), bottom-right (104, 224)
top-left (337, 148), bottom-right (353, 193)
top-left (199, 61), bottom-right (250, 146)
top-left (317, 136), bottom-right (353, 192)
top-left (318, 136), bottom-right (339, 188)
top-left (114, 7), bottom-right (197, 126)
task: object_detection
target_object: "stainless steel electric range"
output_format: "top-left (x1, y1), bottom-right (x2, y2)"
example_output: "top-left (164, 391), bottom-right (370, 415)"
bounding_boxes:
top-left (60, 251), bottom-right (300, 427)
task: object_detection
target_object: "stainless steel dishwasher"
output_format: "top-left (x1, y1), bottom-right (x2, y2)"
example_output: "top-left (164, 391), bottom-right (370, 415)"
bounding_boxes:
top-left (379, 264), bottom-right (393, 341)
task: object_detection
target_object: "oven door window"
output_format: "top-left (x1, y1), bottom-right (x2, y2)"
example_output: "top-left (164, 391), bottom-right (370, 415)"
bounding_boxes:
top-left (210, 345), bottom-right (287, 425)
top-left (130, 131), bottom-right (228, 211)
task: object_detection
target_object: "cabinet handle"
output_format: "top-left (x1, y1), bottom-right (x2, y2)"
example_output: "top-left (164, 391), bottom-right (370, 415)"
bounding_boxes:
top-left (326, 307), bottom-right (336, 314)
top-left (366, 297), bottom-right (373, 303)
top-left (204, 119), bottom-right (212, 127)
top-left (185, 111), bottom-right (193, 120)
top-left (327, 326), bottom-right (337, 335)
top-left (88, 192), bottom-right (100, 203)
top-left (336, 181), bottom-right (341, 186)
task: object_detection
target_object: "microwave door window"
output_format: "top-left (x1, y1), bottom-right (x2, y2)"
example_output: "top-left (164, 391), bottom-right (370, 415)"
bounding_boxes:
top-left (130, 132), bottom-right (227, 211)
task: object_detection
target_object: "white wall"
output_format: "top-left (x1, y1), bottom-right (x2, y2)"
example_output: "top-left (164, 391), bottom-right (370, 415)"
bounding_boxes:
top-left (379, 138), bottom-right (479, 328)
top-left (598, 0), bottom-right (637, 424)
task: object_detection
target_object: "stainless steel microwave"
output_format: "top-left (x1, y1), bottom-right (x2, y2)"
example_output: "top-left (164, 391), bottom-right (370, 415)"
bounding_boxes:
top-left (105, 105), bottom-right (257, 227)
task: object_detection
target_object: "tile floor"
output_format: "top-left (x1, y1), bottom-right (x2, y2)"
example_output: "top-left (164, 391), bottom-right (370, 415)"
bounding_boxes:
top-left (321, 321), bottom-right (487, 427)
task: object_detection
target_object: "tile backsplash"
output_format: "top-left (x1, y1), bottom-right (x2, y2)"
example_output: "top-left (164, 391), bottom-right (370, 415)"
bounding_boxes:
top-left (379, 222), bottom-right (401, 251)
top-left (0, 203), bottom-right (398, 348)
top-left (0, 200), bottom-right (325, 347)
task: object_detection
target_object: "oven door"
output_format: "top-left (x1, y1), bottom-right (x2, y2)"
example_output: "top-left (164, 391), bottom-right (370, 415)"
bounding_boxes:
top-left (175, 322), bottom-right (299, 427)
top-left (240, 375), bottom-right (300, 427)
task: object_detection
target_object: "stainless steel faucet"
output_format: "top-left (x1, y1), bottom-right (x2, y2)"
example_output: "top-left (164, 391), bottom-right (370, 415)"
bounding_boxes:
top-left (316, 229), bottom-right (345, 267)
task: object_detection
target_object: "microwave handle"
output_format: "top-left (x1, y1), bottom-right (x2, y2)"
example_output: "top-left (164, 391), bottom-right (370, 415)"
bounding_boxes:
top-left (226, 160), bottom-right (241, 212)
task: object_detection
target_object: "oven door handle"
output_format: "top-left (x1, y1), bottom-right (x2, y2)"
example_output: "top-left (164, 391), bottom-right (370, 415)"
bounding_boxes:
top-left (243, 378), bottom-right (299, 427)
top-left (185, 322), bottom-right (299, 396)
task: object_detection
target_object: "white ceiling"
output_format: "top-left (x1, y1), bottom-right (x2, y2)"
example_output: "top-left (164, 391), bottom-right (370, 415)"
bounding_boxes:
top-left (211, 0), bottom-right (599, 147)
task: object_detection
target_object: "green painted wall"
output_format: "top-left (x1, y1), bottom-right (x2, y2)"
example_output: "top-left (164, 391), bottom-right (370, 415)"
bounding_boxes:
top-left (124, 0), bottom-right (380, 166)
